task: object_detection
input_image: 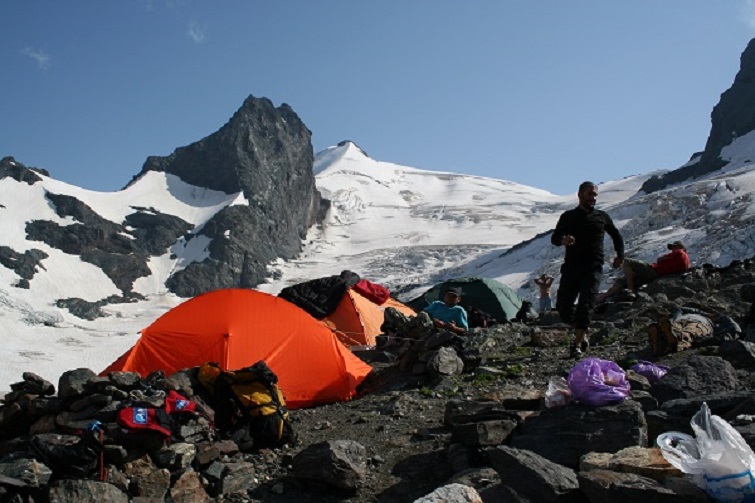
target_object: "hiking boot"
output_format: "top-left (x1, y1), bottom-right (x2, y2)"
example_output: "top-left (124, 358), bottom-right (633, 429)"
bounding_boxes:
top-left (569, 344), bottom-right (582, 358)
top-left (30, 430), bottom-right (103, 477)
top-left (580, 337), bottom-right (590, 353)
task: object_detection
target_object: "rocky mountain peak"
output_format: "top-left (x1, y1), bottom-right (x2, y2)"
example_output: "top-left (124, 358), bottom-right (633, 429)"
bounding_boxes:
top-left (641, 37), bottom-right (755, 193)
top-left (141, 95), bottom-right (323, 297)
top-left (0, 156), bottom-right (49, 185)
top-left (133, 96), bottom-right (313, 196)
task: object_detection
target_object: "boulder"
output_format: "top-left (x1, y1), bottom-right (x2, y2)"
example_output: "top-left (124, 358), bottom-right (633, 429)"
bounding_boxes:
top-left (486, 445), bottom-right (580, 502)
top-left (292, 440), bottom-right (367, 491)
top-left (650, 356), bottom-right (739, 404)
top-left (510, 400), bottom-right (648, 468)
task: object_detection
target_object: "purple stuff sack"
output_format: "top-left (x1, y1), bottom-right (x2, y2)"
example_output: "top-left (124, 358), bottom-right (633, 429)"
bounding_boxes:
top-left (567, 358), bottom-right (630, 406)
top-left (630, 361), bottom-right (670, 384)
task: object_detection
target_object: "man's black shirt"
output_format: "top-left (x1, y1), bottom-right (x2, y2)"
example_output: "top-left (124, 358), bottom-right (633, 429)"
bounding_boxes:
top-left (551, 206), bottom-right (624, 268)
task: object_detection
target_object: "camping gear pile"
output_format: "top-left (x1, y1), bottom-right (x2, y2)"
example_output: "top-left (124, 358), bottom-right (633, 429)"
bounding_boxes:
top-left (0, 362), bottom-right (297, 500)
top-left (279, 270), bottom-right (415, 347)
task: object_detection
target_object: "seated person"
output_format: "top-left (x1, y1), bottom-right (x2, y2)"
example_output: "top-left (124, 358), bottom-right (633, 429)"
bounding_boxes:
top-left (423, 287), bottom-right (469, 335)
top-left (597, 241), bottom-right (691, 302)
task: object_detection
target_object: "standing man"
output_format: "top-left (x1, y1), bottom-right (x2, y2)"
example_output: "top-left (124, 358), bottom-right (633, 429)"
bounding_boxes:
top-left (552, 181), bottom-right (624, 357)
top-left (534, 274), bottom-right (554, 316)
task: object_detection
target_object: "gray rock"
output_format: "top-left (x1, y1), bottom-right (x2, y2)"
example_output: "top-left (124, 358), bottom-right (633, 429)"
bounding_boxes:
top-left (444, 399), bottom-right (522, 427)
top-left (122, 455), bottom-right (170, 499)
top-left (413, 483), bottom-right (482, 503)
top-left (578, 469), bottom-right (707, 502)
top-left (47, 479), bottom-right (129, 503)
top-left (486, 445), bottom-right (579, 502)
top-left (153, 443), bottom-right (196, 471)
top-left (292, 439), bottom-right (367, 491)
top-left (217, 461), bottom-right (257, 495)
top-left (650, 356), bottom-right (739, 404)
top-left (719, 340), bottom-right (755, 368)
top-left (425, 347), bottom-right (464, 377)
top-left (170, 470), bottom-right (212, 503)
top-left (452, 420), bottom-right (519, 447)
top-left (510, 400), bottom-right (648, 469)
top-left (57, 368), bottom-right (96, 400)
top-left (0, 458), bottom-right (52, 487)
top-left (629, 390), bottom-right (658, 412)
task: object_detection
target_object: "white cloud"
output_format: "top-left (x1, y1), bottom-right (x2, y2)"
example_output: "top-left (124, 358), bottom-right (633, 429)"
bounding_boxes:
top-left (20, 47), bottom-right (51, 70)
top-left (187, 21), bottom-right (206, 44)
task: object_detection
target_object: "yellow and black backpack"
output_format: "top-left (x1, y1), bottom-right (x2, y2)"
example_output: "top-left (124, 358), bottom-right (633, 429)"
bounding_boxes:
top-left (198, 360), bottom-right (296, 448)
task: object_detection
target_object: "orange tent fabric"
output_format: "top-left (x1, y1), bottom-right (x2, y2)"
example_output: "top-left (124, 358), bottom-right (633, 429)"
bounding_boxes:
top-left (324, 289), bottom-right (416, 347)
top-left (101, 289), bottom-right (372, 409)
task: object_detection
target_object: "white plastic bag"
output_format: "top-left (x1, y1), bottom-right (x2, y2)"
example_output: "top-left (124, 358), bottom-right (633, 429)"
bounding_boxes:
top-left (657, 402), bottom-right (755, 503)
top-left (544, 376), bottom-right (572, 408)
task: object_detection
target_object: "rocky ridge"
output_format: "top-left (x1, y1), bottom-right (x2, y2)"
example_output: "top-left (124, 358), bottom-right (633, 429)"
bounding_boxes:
top-left (642, 37), bottom-right (755, 193)
top-left (0, 256), bottom-right (753, 502)
top-left (2, 96), bottom-right (322, 309)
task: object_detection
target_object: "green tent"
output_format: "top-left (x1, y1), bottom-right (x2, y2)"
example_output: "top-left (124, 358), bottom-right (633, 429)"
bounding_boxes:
top-left (407, 277), bottom-right (523, 324)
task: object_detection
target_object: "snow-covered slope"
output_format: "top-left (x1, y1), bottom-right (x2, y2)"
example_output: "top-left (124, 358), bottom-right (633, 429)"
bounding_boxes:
top-left (259, 142), bottom-right (657, 296)
top-left (1, 138), bottom-right (753, 392)
top-left (263, 141), bottom-right (754, 305)
top-left (0, 168), bottom-right (247, 389)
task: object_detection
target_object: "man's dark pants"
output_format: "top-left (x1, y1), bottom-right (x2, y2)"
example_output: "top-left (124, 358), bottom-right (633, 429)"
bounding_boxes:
top-left (556, 264), bottom-right (603, 330)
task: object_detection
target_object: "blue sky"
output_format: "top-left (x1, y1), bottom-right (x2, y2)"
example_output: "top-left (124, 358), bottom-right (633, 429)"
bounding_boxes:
top-left (2, 2), bottom-right (754, 195)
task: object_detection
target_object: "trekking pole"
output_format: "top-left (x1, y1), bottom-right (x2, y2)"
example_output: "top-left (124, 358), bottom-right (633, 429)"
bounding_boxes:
top-left (98, 428), bottom-right (107, 481)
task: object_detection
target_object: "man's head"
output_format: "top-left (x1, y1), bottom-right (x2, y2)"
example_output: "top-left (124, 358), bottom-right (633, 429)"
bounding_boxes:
top-left (667, 241), bottom-right (686, 251)
top-left (577, 181), bottom-right (598, 210)
top-left (443, 287), bottom-right (462, 306)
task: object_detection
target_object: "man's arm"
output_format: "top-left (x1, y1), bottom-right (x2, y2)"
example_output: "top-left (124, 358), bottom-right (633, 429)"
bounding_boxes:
top-left (604, 213), bottom-right (624, 268)
top-left (551, 213), bottom-right (570, 246)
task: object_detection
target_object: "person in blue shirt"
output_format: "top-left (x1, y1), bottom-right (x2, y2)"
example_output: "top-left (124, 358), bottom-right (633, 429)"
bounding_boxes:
top-left (423, 287), bottom-right (469, 335)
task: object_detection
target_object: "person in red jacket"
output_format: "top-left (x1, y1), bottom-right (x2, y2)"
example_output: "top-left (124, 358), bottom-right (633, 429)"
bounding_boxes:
top-left (597, 241), bottom-right (691, 303)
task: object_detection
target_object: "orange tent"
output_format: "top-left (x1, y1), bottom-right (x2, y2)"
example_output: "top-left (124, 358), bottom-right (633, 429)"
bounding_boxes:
top-left (323, 289), bottom-right (416, 347)
top-left (101, 289), bottom-right (372, 409)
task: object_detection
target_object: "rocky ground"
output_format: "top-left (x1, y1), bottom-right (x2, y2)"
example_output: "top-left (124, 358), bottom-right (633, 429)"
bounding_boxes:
top-left (0, 257), bottom-right (753, 502)
top-left (249, 257), bottom-right (755, 502)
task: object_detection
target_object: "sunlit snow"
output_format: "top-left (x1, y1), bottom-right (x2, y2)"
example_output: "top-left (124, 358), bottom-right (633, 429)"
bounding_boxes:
top-left (0, 141), bottom-right (753, 392)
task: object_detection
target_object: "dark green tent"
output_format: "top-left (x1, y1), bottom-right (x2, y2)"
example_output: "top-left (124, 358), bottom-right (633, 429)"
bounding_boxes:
top-left (407, 277), bottom-right (523, 324)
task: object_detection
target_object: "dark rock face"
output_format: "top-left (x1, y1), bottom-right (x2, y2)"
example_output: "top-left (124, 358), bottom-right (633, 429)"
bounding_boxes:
top-left (649, 355), bottom-right (739, 404)
top-left (11, 96), bottom-right (321, 306)
top-left (510, 400), bottom-right (648, 469)
top-left (0, 156), bottom-right (48, 185)
top-left (641, 38), bottom-right (755, 193)
top-left (0, 246), bottom-right (48, 284)
top-left (25, 192), bottom-right (191, 296)
top-left (134, 95), bottom-right (321, 297)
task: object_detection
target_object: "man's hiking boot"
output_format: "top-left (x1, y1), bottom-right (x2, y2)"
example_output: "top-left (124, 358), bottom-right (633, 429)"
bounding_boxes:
top-left (30, 429), bottom-right (103, 477)
top-left (569, 344), bottom-right (582, 358)
top-left (580, 336), bottom-right (590, 353)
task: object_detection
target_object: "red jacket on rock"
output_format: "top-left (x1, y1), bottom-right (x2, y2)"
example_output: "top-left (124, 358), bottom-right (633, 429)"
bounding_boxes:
top-left (653, 249), bottom-right (691, 276)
